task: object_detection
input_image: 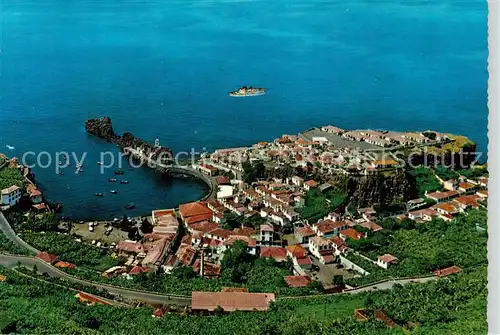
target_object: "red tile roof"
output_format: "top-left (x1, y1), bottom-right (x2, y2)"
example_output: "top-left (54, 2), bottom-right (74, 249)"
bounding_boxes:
top-left (216, 176), bottom-right (231, 185)
top-left (54, 261), bottom-right (76, 269)
top-left (260, 224), bottom-right (274, 232)
top-left (208, 228), bottom-right (232, 240)
top-left (152, 307), bottom-right (169, 318)
top-left (128, 266), bottom-right (152, 275)
top-left (185, 212), bottom-right (214, 225)
top-left (286, 244), bottom-right (307, 259)
top-left (374, 310), bottom-right (398, 328)
top-left (296, 257), bottom-right (312, 265)
top-left (191, 291), bottom-right (275, 312)
top-left (433, 265), bottom-right (462, 277)
top-left (284, 275), bottom-right (311, 287)
top-left (260, 247), bottom-right (287, 261)
top-left (339, 228), bottom-right (365, 240)
top-left (304, 180), bottom-right (318, 187)
top-left (188, 221), bottom-right (220, 233)
top-left (296, 226), bottom-right (316, 238)
top-left (74, 292), bottom-right (111, 306)
top-left (378, 254), bottom-right (398, 263)
top-left (224, 235), bottom-right (257, 247)
top-left (36, 252), bottom-right (58, 264)
top-left (177, 244), bottom-right (197, 266)
top-left (179, 202), bottom-right (213, 219)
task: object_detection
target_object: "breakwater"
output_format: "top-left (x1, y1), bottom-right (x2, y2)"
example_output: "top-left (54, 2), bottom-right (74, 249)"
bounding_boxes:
top-left (85, 117), bottom-right (216, 201)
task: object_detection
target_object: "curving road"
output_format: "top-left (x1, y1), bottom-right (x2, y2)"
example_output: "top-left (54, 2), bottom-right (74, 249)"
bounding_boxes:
top-left (0, 212), bottom-right (39, 254)
top-left (0, 254), bottom-right (191, 306)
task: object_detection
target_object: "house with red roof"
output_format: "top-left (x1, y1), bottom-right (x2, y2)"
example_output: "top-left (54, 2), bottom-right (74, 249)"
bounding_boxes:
top-left (433, 265), bottom-right (462, 277)
top-left (36, 252), bottom-right (58, 264)
top-left (221, 236), bottom-right (257, 255)
top-left (128, 266), bottom-right (152, 275)
top-left (303, 180), bottom-right (318, 191)
top-left (179, 202), bottom-right (214, 225)
top-left (260, 247), bottom-right (287, 262)
top-left (284, 275), bottom-right (311, 288)
top-left (295, 226), bottom-right (316, 245)
top-left (339, 228), bottom-right (366, 241)
top-left (309, 236), bottom-right (334, 261)
top-left (377, 254), bottom-right (398, 269)
top-left (286, 244), bottom-right (307, 259)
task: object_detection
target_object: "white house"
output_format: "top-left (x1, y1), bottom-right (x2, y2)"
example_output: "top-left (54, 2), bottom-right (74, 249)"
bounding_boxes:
top-left (1, 185), bottom-right (22, 207)
top-left (377, 254), bottom-right (398, 269)
top-left (260, 224), bottom-right (274, 242)
top-left (308, 236), bottom-right (333, 259)
top-left (291, 176), bottom-right (304, 187)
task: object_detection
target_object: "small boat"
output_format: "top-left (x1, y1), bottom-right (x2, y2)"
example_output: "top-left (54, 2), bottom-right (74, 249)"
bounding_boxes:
top-left (97, 161), bottom-right (104, 166)
top-left (120, 180), bottom-right (129, 184)
top-left (108, 178), bottom-right (117, 182)
top-left (124, 202), bottom-right (135, 210)
top-left (114, 170), bottom-right (124, 175)
top-left (95, 193), bottom-right (104, 197)
top-left (110, 190), bottom-right (118, 194)
top-left (229, 86), bottom-right (267, 97)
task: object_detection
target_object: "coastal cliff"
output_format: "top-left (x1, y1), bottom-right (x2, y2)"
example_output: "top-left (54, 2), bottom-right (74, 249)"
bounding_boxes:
top-left (85, 117), bottom-right (173, 162)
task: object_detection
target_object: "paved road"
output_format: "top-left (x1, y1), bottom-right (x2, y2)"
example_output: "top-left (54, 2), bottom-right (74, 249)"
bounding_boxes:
top-left (0, 254), bottom-right (191, 306)
top-left (0, 212), bottom-right (39, 254)
top-left (343, 276), bottom-right (438, 294)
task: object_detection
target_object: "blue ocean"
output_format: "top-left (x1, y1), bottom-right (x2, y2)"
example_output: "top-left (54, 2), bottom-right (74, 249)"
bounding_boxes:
top-left (0, 0), bottom-right (488, 219)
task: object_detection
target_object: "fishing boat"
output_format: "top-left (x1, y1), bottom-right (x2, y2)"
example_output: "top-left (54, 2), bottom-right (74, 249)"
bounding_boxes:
top-left (114, 170), bottom-right (124, 175)
top-left (229, 86), bottom-right (267, 97)
top-left (109, 190), bottom-right (118, 194)
top-left (97, 161), bottom-right (104, 165)
top-left (124, 202), bottom-right (135, 210)
top-left (120, 180), bottom-right (129, 184)
top-left (95, 193), bottom-right (104, 197)
top-left (108, 178), bottom-right (117, 182)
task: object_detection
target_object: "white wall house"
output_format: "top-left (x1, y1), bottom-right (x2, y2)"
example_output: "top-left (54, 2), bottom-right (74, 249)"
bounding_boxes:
top-left (1, 185), bottom-right (22, 207)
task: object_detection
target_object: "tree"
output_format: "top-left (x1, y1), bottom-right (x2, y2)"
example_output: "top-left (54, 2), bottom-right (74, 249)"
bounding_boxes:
top-left (333, 275), bottom-right (344, 287)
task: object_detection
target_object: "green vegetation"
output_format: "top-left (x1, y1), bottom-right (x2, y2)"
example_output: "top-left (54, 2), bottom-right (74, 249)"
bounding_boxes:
top-left (426, 135), bottom-right (475, 154)
top-left (0, 263), bottom-right (486, 334)
top-left (298, 188), bottom-right (346, 222)
top-left (408, 166), bottom-right (441, 197)
top-left (6, 212), bottom-right (60, 233)
top-left (345, 209), bottom-right (487, 286)
top-left (52, 241), bottom-right (322, 297)
top-left (434, 166), bottom-right (488, 180)
top-left (0, 232), bottom-right (31, 256)
top-left (22, 232), bottom-right (119, 271)
top-left (0, 167), bottom-right (25, 191)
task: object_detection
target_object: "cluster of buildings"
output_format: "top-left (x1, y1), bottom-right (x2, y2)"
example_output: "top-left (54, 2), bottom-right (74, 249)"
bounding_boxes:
top-left (401, 175), bottom-right (488, 223)
top-left (201, 126), bottom-right (450, 178)
top-left (0, 155), bottom-right (46, 211)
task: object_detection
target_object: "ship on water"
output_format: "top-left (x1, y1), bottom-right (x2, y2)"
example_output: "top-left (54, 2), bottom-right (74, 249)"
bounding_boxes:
top-left (229, 86), bottom-right (266, 97)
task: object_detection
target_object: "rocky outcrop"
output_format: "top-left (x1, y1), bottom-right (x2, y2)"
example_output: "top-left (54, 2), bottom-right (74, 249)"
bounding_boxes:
top-left (85, 117), bottom-right (173, 161)
top-left (345, 170), bottom-right (418, 208)
top-left (85, 117), bottom-right (116, 141)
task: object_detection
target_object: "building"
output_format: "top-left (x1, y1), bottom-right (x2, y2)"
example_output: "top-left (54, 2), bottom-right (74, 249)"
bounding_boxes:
top-left (313, 220), bottom-right (348, 237)
top-left (74, 292), bottom-right (111, 306)
top-left (377, 254), bottom-right (398, 269)
top-left (291, 176), bottom-right (304, 187)
top-left (308, 236), bottom-right (333, 260)
top-left (260, 247), bottom-right (287, 262)
top-left (1, 185), bottom-right (22, 207)
top-left (295, 226), bottom-right (316, 245)
top-left (221, 236), bottom-right (257, 255)
top-left (433, 265), bottom-right (462, 277)
top-left (198, 164), bottom-right (218, 176)
top-left (260, 224), bottom-right (274, 242)
top-left (191, 291), bottom-right (275, 312)
top-left (284, 275), bottom-right (311, 288)
top-left (339, 228), bottom-right (366, 241)
top-left (151, 209), bottom-right (179, 235)
top-left (179, 202), bottom-right (214, 225)
top-left (286, 244), bottom-right (307, 259)
top-left (27, 184), bottom-right (43, 204)
top-left (303, 180), bottom-right (318, 191)
top-left (36, 252), bottom-right (58, 264)
top-left (425, 191), bottom-right (460, 203)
